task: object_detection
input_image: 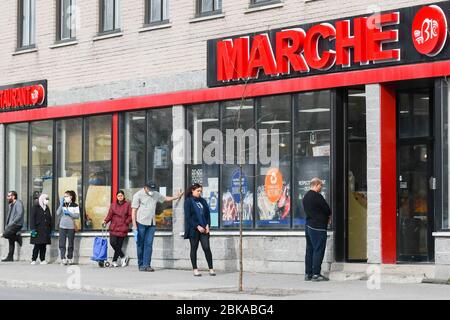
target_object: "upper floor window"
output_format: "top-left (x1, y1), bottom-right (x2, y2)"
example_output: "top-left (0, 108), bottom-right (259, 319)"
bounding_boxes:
top-left (100, 0), bottom-right (120, 34)
top-left (197, 0), bottom-right (221, 16)
top-left (57, 0), bottom-right (76, 41)
top-left (146, 0), bottom-right (169, 24)
top-left (18, 0), bottom-right (36, 48)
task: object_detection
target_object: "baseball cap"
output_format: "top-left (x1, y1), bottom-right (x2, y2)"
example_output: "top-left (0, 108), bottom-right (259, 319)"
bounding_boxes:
top-left (144, 181), bottom-right (158, 190)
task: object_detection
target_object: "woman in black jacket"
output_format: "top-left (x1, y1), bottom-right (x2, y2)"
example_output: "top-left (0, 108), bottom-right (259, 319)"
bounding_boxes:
top-left (30, 193), bottom-right (52, 265)
top-left (184, 183), bottom-right (215, 277)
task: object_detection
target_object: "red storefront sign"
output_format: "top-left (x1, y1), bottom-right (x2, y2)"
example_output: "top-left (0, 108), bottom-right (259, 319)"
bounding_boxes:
top-left (0, 81), bottom-right (47, 111)
top-left (208, 2), bottom-right (450, 86)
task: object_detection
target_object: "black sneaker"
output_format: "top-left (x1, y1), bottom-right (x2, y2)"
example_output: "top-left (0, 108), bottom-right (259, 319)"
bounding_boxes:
top-left (304, 274), bottom-right (313, 281)
top-left (312, 274), bottom-right (329, 282)
top-left (145, 267), bottom-right (155, 272)
top-left (1, 256), bottom-right (13, 262)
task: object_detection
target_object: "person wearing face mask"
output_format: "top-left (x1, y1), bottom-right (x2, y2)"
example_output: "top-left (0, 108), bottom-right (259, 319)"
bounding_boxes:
top-left (56, 190), bottom-right (80, 265)
top-left (30, 194), bottom-right (52, 265)
top-left (131, 181), bottom-right (183, 272)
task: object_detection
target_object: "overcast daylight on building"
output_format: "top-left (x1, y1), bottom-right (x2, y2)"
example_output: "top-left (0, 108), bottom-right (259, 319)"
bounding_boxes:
top-left (1, 0), bottom-right (450, 285)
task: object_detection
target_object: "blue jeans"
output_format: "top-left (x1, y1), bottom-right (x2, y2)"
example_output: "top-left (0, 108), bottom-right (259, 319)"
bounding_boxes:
top-left (136, 223), bottom-right (156, 269)
top-left (305, 225), bottom-right (327, 276)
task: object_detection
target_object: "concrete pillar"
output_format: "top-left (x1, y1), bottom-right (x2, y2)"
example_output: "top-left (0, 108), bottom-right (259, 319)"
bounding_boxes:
top-left (365, 84), bottom-right (382, 264)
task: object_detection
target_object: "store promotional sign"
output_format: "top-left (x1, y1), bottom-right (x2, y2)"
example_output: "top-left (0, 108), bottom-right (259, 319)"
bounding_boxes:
top-left (207, 2), bottom-right (450, 87)
top-left (0, 80), bottom-right (47, 112)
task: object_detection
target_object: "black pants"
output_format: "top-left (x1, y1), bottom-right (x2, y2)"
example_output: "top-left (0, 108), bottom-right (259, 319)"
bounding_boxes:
top-left (110, 235), bottom-right (125, 262)
top-left (4, 225), bottom-right (22, 258)
top-left (305, 225), bottom-right (327, 276)
top-left (189, 231), bottom-right (213, 269)
top-left (59, 228), bottom-right (75, 259)
top-left (32, 244), bottom-right (47, 261)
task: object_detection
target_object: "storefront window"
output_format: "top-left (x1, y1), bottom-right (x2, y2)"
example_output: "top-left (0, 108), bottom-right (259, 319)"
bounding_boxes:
top-left (293, 90), bottom-right (331, 228)
top-left (221, 99), bottom-right (254, 228)
top-left (256, 95), bottom-right (291, 229)
top-left (186, 103), bottom-right (220, 228)
top-left (148, 108), bottom-right (173, 230)
top-left (30, 121), bottom-right (54, 220)
top-left (84, 115), bottom-right (112, 230)
top-left (5, 123), bottom-right (29, 229)
top-left (56, 118), bottom-right (82, 231)
top-left (119, 111), bottom-right (146, 201)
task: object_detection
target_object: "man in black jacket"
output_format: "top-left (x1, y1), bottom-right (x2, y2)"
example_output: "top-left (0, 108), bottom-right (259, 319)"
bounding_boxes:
top-left (1, 191), bottom-right (24, 262)
top-left (303, 178), bottom-right (331, 281)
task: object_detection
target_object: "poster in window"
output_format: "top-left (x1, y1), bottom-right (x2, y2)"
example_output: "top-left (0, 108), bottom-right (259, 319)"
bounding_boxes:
top-left (294, 156), bottom-right (330, 226)
top-left (153, 145), bottom-right (169, 169)
top-left (222, 169), bottom-right (253, 227)
top-left (257, 167), bottom-right (290, 226)
top-left (189, 166), bottom-right (219, 227)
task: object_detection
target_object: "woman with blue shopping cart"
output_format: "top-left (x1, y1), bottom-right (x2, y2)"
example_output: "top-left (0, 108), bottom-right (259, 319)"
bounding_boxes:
top-left (102, 190), bottom-right (132, 267)
top-left (56, 190), bottom-right (80, 265)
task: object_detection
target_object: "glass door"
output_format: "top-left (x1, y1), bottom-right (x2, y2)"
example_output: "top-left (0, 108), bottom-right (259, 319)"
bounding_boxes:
top-left (397, 89), bottom-right (434, 262)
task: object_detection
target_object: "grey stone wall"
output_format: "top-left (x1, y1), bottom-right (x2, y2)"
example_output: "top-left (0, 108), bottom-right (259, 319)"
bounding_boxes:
top-left (365, 84), bottom-right (382, 264)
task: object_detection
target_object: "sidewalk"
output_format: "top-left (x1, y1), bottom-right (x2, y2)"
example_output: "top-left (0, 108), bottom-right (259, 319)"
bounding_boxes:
top-left (0, 261), bottom-right (449, 300)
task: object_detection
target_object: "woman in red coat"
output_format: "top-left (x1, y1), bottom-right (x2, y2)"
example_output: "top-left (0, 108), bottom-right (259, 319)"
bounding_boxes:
top-left (103, 190), bottom-right (132, 267)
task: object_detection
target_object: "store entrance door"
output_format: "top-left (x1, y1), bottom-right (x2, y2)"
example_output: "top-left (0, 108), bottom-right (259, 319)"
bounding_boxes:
top-left (397, 89), bottom-right (434, 262)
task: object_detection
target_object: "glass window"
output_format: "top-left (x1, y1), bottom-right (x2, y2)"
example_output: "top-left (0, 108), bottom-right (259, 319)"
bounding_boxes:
top-left (256, 95), bottom-right (291, 229)
top-left (147, 108), bottom-right (173, 230)
top-left (444, 87), bottom-right (450, 230)
top-left (119, 111), bottom-right (146, 201)
top-left (58, 0), bottom-right (76, 41)
top-left (6, 123), bottom-right (29, 229)
top-left (84, 115), bottom-right (112, 230)
top-left (221, 99), bottom-right (254, 228)
top-left (399, 92), bottom-right (430, 138)
top-left (197, 0), bottom-right (221, 15)
top-left (293, 90), bottom-right (331, 228)
top-left (30, 121), bottom-right (54, 222)
top-left (347, 89), bottom-right (367, 260)
top-left (19, 0), bottom-right (36, 48)
top-left (251, 0), bottom-right (278, 5)
top-left (186, 103), bottom-right (220, 228)
top-left (101, 0), bottom-right (120, 33)
top-left (147, 0), bottom-right (169, 24)
top-left (56, 118), bottom-right (82, 231)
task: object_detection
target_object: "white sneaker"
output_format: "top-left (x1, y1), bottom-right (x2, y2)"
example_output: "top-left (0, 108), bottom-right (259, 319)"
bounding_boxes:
top-left (40, 261), bottom-right (48, 265)
top-left (67, 259), bottom-right (73, 265)
top-left (61, 258), bottom-right (67, 265)
top-left (31, 261), bottom-right (37, 265)
top-left (122, 256), bottom-right (130, 267)
top-left (112, 261), bottom-right (119, 268)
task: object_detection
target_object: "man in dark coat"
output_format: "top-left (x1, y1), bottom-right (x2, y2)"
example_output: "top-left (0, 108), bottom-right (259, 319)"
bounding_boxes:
top-left (30, 194), bottom-right (52, 264)
top-left (303, 178), bottom-right (331, 282)
top-left (1, 191), bottom-right (24, 262)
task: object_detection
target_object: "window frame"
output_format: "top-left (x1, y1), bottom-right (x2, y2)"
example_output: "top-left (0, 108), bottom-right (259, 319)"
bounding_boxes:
top-left (17, 0), bottom-right (36, 50)
top-left (196, 0), bottom-right (222, 18)
top-left (56, 0), bottom-right (76, 42)
top-left (145, 0), bottom-right (169, 26)
top-left (249, 0), bottom-right (281, 8)
top-left (99, 0), bottom-right (121, 35)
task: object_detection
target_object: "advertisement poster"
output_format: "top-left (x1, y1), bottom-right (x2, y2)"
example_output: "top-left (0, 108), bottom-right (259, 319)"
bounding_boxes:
top-left (257, 167), bottom-right (290, 226)
top-left (222, 168), bottom-right (253, 227)
top-left (294, 156), bottom-right (330, 226)
top-left (189, 166), bottom-right (219, 227)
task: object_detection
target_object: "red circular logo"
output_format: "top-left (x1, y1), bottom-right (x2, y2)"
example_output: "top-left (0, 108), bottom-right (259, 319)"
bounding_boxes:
top-left (30, 85), bottom-right (45, 105)
top-left (412, 5), bottom-right (448, 57)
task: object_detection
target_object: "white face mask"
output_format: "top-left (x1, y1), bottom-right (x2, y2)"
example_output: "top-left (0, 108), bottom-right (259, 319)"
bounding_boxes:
top-left (147, 191), bottom-right (153, 196)
top-left (43, 199), bottom-right (49, 205)
top-left (64, 196), bottom-right (71, 203)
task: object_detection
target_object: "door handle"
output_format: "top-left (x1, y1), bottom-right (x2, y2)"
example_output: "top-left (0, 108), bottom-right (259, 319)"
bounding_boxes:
top-left (429, 177), bottom-right (436, 190)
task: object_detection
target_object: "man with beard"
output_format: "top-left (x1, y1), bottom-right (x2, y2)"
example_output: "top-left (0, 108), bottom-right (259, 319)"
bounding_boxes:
top-left (1, 191), bottom-right (24, 262)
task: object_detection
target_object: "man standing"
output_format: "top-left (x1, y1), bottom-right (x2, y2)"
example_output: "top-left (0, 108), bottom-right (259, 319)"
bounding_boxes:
top-left (1, 191), bottom-right (24, 262)
top-left (303, 178), bottom-right (331, 282)
top-left (132, 181), bottom-right (182, 272)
